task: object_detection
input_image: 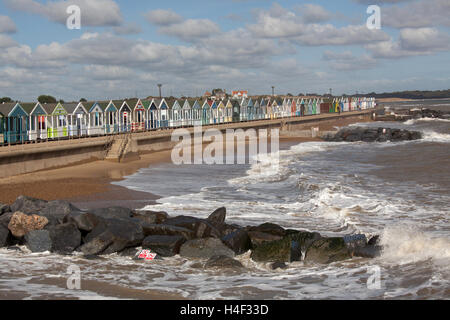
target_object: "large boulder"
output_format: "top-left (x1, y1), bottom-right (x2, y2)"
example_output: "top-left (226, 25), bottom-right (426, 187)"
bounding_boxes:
top-left (250, 231), bottom-right (321, 263)
top-left (79, 231), bottom-right (114, 256)
top-left (248, 231), bottom-right (283, 247)
top-left (39, 200), bottom-right (81, 226)
top-left (207, 207), bottom-right (226, 225)
top-left (83, 218), bottom-right (144, 255)
top-left (142, 235), bottom-right (186, 257)
top-left (180, 238), bottom-right (235, 259)
top-left (221, 229), bottom-right (252, 255)
top-left (204, 255), bottom-right (243, 269)
top-left (344, 234), bottom-right (367, 251)
top-left (8, 212), bottom-right (49, 238)
top-left (304, 237), bottom-right (352, 264)
top-left (10, 196), bottom-right (48, 215)
top-left (63, 211), bottom-right (104, 232)
top-left (0, 225), bottom-right (9, 247)
top-left (165, 216), bottom-right (222, 238)
top-left (0, 212), bottom-right (13, 228)
top-left (132, 210), bottom-right (168, 224)
top-left (24, 230), bottom-right (52, 253)
top-left (90, 207), bottom-right (133, 220)
top-left (0, 203), bottom-right (10, 215)
top-left (247, 223), bottom-right (286, 237)
top-left (48, 223), bottom-right (81, 254)
top-left (141, 223), bottom-right (195, 239)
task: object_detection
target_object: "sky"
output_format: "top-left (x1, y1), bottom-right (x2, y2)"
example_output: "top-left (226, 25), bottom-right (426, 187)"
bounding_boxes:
top-left (0, 0), bottom-right (449, 102)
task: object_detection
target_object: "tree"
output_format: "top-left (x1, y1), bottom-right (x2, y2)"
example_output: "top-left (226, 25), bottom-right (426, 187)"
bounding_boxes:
top-left (38, 95), bottom-right (57, 104)
top-left (59, 99), bottom-right (65, 104)
top-left (79, 98), bottom-right (87, 102)
top-left (0, 97), bottom-right (12, 103)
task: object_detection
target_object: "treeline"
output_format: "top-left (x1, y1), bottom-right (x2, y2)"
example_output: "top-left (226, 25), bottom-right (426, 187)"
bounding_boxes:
top-left (353, 89), bottom-right (450, 100)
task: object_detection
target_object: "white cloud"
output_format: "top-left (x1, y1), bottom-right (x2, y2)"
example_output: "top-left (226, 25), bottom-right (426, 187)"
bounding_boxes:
top-left (296, 4), bottom-right (331, 23)
top-left (323, 51), bottom-right (378, 70)
top-left (0, 15), bottom-right (17, 34)
top-left (145, 9), bottom-right (183, 26)
top-left (158, 19), bottom-right (221, 42)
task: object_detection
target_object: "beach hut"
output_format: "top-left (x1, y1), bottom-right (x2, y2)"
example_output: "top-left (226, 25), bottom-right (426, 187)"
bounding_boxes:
top-left (246, 98), bottom-right (254, 121)
top-left (147, 99), bottom-right (160, 129)
top-left (275, 98), bottom-right (284, 118)
top-left (209, 100), bottom-right (219, 124)
top-left (191, 99), bottom-right (202, 126)
top-left (63, 102), bottom-right (89, 137)
top-left (0, 102), bottom-right (30, 143)
top-left (0, 111), bottom-right (4, 144)
top-left (158, 99), bottom-right (169, 128)
top-left (85, 102), bottom-right (106, 136)
top-left (201, 99), bottom-right (211, 125)
top-left (259, 98), bottom-right (267, 120)
top-left (41, 103), bottom-right (69, 139)
top-left (99, 101), bottom-right (118, 134)
top-left (253, 99), bottom-right (261, 120)
top-left (224, 100), bottom-right (233, 123)
top-left (113, 100), bottom-right (133, 132)
top-left (131, 99), bottom-right (146, 132)
top-left (231, 100), bottom-right (241, 123)
top-left (216, 100), bottom-right (226, 124)
top-left (239, 98), bottom-right (248, 122)
top-left (21, 102), bottom-right (46, 141)
top-left (181, 99), bottom-right (192, 127)
top-left (168, 98), bottom-right (182, 128)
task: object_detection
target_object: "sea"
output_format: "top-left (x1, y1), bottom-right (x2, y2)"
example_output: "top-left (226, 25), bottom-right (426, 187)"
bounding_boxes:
top-left (1, 99), bottom-right (449, 299)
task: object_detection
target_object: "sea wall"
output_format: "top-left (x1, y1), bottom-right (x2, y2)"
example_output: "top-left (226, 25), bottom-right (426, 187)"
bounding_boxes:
top-left (0, 110), bottom-right (373, 178)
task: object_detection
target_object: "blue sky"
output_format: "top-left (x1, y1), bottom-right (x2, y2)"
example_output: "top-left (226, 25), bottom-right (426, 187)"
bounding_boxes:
top-left (0, 0), bottom-right (449, 101)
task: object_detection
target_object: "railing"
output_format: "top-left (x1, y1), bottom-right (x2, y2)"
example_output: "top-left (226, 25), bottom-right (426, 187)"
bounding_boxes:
top-left (0, 108), bottom-right (374, 147)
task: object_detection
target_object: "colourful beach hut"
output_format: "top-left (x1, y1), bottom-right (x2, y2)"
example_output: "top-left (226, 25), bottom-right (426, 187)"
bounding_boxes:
top-left (191, 99), bottom-right (202, 126)
top-left (181, 99), bottom-right (192, 127)
top-left (231, 100), bottom-right (241, 123)
top-left (64, 102), bottom-right (89, 137)
top-left (148, 99), bottom-right (160, 129)
top-left (158, 99), bottom-right (169, 128)
top-left (21, 102), bottom-right (45, 141)
top-left (259, 98), bottom-right (267, 119)
top-left (201, 99), bottom-right (211, 125)
top-left (225, 100), bottom-right (233, 123)
top-left (113, 100), bottom-right (133, 132)
top-left (240, 98), bottom-right (248, 122)
top-left (247, 98), bottom-right (254, 121)
top-left (131, 99), bottom-right (146, 132)
top-left (41, 103), bottom-right (68, 139)
top-left (0, 102), bottom-right (30, 143)
top-left (253, 99), bottom-right (261, 120)
top-left (85, 102), bottom-right (106, 136)
top-left (168, 98), bottom-right (182, 128)
top-left (100, 100), bottom-right (119, 134)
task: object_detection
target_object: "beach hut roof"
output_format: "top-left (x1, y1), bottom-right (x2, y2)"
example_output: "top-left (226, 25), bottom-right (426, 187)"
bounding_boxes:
top-left (142, 100), bottom-right (152, 110)
top-left (0, 102), bottom-right (26, 116)
top-left (40, 103), bottom-right (59, 114)
top-left (20, 102), bottom-right (38, 114)
top-left (63, 102), bottom-right (83, 114)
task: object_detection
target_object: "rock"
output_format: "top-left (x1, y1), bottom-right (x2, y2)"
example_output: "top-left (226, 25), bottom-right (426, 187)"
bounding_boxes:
top-left (180, 238), bottom-right (235, 259)
top-left (118, 247), bottom-right (141, 257)
top-left (324, 127), bottom-right (422, 143)
top-left (165, 216), bottom-right (222, 238)
top-left (204, 255), bottom-right (243, 269)
top-left (248, 231), bottom-right (283, 247)
top-left (221, 229), bottom-right (252, 255)
top-left (251, 231), bottom-right (321, 263)
top-left (0, 212), bottom-right (13, 228)
top-left (83, 218), bottom-right (144, 255)
top-left (368, 235), bottom-right (380, 246)
top-left (0, 203), bottom-right (10, 215)
top-left (39, 200), bottom-right (81, 226)
top-left (79, 231), bottom-right (114, 256)
top-left (132, 210), bottom-right (168, 224)
top-left (0, 225), bottom-right (9, 247)
top-left (304, 237), bottom-right (352, 264)
top-left (64, 211), bottom-right (104, 232)
top-left (8, 212), bottom-right (49, 238)
top-left (344, 234), bottom-right (367, 250)
top-left (271, 262), bottom-right (287, 270)
top-left (352, 245), bottom-right (382, 258)
top-left (141, 223), bottom-right (195, 239)
top-left (10, 196), bottom-right (48, 215)
top-left (90, 207), bottom-right (133, 220)
top-left (24, 230), bottom-right (52, 252)
top-left (48, 223), bottom-right (82, 254)
top-left (142, 235), bottom-right (186, 257)
top-left (195, 219), bottom-right (222, 238)
top-left (247, 223), bottom-right (286, 237)
top-left (207, 207), bottom-right (226, 225)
